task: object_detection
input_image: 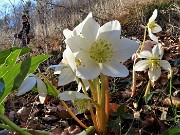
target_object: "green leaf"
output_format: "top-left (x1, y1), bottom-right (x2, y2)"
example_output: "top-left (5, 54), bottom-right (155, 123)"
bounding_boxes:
top-left (162, 128), bottom-right (180, 135)
top-left (0, 49), bottom-right (21, 77)
top-left (0, 54), bottom-right (50, 104)
top-left (0, 47), bottom-right (31, 64)
top-left (0, 103), bottom-right (5, 114)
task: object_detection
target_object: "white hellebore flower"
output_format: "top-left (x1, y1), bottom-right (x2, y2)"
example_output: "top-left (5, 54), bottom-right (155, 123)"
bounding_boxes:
top-left (65, 13), bottom-right (139, 79)
top-left (147, 9), bottom-right (162, 42)
top-left (134, 44), bottom-right (171, 82)
top-left (17, 74), bottom-right (47, 103)
top-left (47, 47), bottom-right (89, 91)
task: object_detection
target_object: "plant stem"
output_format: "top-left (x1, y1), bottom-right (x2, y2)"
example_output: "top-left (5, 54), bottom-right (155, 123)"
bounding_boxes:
top-left (41, 73), bottom-right (88, 129)
top-left (61, 100), bottom-right (87, 128)
top-left (0, 113), bottom-right (32, 135)
top-left (144, 80), bottom-right (151, 99)
top-left (100, 74), bottom-right (107, 134)
top-left (0, 124), bottom-right (49, 135)
top-left (140, 26), bottom-right (147, 52)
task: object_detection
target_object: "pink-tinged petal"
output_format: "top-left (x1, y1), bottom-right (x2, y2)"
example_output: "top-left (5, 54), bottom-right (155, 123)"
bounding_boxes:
top-left (137, 51), bottom-right (152, 59)
top-left (148, 68), bottom-right (161, 82)
top-left (65, 36), bottom-right (90, 53)
top-left (37, 78), bottom-right (47, 104)
top-left (73, 12), bottom-right (93, 36)
top-left (81, 17), bottom-right (100, 45)
top-left (148, 9), bottom-right (157, 22)
top-left (134, 60), bottom-right (149, 71)
top-left (152, 24), bottom-right (162, 33)
top-left (63, 29), bottom-right (73, 39)
top-left (112, 38), bottom-right (139, 62)
top-left (58, 67), bottom-right (76, 86)
top-left (101, 61), bottom-right (129, 77)
top-left (160, 60), bottom-right (171, 71)
top-left (148, 28), bottom-right (158, 42)
top-left (17, 77), bottom-right (37, 96)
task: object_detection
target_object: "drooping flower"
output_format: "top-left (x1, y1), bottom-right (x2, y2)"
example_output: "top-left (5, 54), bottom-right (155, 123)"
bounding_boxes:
top-left (59, 91), bottom-right (91, 113)
top-left (17, 74), bottom-right (47, 103)
top-left (65, 15), bottom-right (139, 79)
top-left (134, 44), bottom-right (171, 82)
top-left (147, 9), bottom-right (162, 42)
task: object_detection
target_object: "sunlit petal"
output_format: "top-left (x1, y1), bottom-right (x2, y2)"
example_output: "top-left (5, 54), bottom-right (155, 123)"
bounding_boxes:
top-left (160, 60), bottom-right (171, 71)
top-left (101, 61), bottom-right (129, 77)
top-left (17, 77), bottom-right (37, 96)
top-left (137, 51), bottom-right (152, 59)
top-left (82, 17), bottom-right (100, 45)
top-left (65, 36), bottom-right (90, 53)
top-left (46, 64), bottom-right (65, 74)
top-left (73, 12), bottom-right (93, 36)
top-left (134, 60), bottom-right (149, 71)
top-left (152, 24), bottom-right (162, 33)
top-left (37, 78), bottom-right (47, 104)
top-left (148, 28), bottom-right (158, 42)
top-left (58, 67), bottom-right (76, 86)
top-left (149, 9), bottom-right (157, 22)
top-left (148, 68), bottom-right (161, 82)
top-left (63, 29), bottom-right (73, 39)
top-left (112, 38), bottom-right (139, 62)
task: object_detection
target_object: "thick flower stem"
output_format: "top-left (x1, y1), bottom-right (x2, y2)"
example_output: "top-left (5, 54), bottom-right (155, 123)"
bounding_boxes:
top-left (144, 80), bottom-right (151, 99)
top-left (140, 26), bottom-right (147, 52)
top-left (79, 78), bottom-right (98, 131)
top-left (0, 113), bottom-right (32, 135)
top-left (100, 74), bottom-right (107, 135)
top-left (61, 100), bottom-right (88, 129)
top-left (104, 76), bottom-right (109, 122)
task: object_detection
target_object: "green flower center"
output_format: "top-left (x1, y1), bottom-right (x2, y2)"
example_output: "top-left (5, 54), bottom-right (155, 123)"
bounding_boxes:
top-left (148, 57), bottom-right (160, 70)
top-left (73, 99), bottom-right (91, 113)
top-left (147, 20), bottom-right (156, 30)
top-left (89, 39), bottom-right (113, 63)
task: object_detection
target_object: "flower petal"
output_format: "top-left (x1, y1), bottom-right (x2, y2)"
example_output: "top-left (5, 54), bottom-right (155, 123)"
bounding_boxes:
top-left (73, 12), bottom-right (93, 36)
top-left (101, 61), bottom-right (129, 77)
top-left (152, 24), bottom-right (162, 33)
top-left (65, 36), bottom-right (89, 53)
top-left (112, 38), bottom-right (139, 62)
top-left (64, 47), bottom-right (77, 71)
top-left (134, 60), bottom-right (149, 71)
top-left (99, 20), bottom-right (121, 33)
top-left (17, 77), bottom-right (37, 96)
top-left (63, 29), bottom-right (73, 39)
top-left (137, 51), bottom-right (152, 59)
top-left (58, 66), bottom-right (76, 86)
top-left (152, 44), bottom-right (163, 58)
top-left (46, 64), bottom-right (65, 74)
top-left (148, 28), bottom-right (158, 42)
top-left (37, 78), bottom-right (47, 104)
top-left (97, 20), bottom-right (121, 42)
top-left (81, 17), bottom-right (100, 45)
top-left (160, 60), bottom-right (171, 71)
top-left (148, 9), bottom-right (157, 22)
top-left (148, 68), bottom-right (161, 82)
top-left (59, 91), bottom-right (90, 101)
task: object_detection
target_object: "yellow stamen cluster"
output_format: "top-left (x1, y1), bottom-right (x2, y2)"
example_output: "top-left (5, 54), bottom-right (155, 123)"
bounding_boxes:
top-left (147, 20), bottom-right (156, 31)
top-left (89, 39), bottom-right (113, 63)
top-left (148, 57), bottom-right (160, 70)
